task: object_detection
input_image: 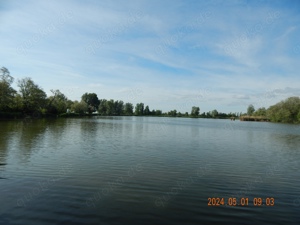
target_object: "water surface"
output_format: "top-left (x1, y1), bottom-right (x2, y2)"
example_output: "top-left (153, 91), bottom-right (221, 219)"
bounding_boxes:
top-left (0, 117), bottom-right (300, 224)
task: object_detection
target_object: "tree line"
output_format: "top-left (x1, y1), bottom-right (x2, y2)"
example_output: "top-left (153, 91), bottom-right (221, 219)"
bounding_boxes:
top-left (1, 67), bottom-right (299, 123)
top-left (246, 97), bottom-right (300, 123)
top-left (0, 67), bottom-right (203, 118)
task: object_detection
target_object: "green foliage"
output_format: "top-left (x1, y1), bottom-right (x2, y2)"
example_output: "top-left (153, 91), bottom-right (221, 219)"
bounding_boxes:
top-left (47, 89), bottom-right (70, 114)
top-left (211, 109), bottom-right (218, 118)
top-left (267, 97), bottom-right (300, 123)
top-left (106, 99), bottom-right (115, 115)
top-left (191, 106), bottom-right (200, 117)
top-left (168, 109), bottom-right (177, 117)
top-left (135, 103), bottom-right (144, 115)
top-left (81, 93), bottom-right (100, 113)
top-left (71, 101), bottom-right (88, 114)
top-left (2, 66), bottom-right (299, 124)
top-left (254, 107), bottom-right (267, 116)
top-left (0, 67), bottom-right (16, 111)
top-left (155, 110), bottom-right (162, 116)
top-left (247, 104), bottom-right (255, 116)
top-left (124, 103), bottom-right (133, 115)
top-left (17, 77), bottom-right (47, 113)
top-left (144, 105), bottom-right (150, 115)
top-left (114, 100), bottom-right (124, 115)
top-left (98, 99), bottom-right (108, 115)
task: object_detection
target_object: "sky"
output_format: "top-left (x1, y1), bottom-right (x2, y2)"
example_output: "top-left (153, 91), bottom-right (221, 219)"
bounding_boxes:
top-left (1, 0), bottom-right (300, 113)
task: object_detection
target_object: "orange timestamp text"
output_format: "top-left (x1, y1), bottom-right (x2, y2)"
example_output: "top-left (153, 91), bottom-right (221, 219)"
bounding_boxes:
top-left (208, 197), bottom-right (275, 206)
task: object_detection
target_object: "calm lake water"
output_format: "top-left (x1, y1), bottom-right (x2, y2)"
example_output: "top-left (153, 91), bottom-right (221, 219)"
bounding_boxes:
top-left (0, 117), bottom-right (300, 224)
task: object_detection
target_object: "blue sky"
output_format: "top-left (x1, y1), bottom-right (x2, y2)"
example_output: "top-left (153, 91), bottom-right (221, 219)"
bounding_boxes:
top-left (1, 0), bottom-right (300, 113)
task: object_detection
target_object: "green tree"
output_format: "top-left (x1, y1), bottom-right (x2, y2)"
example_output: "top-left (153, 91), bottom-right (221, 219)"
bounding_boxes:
top-left (191, 106), bottom-right (200, 117)
top-left (0, 67), bottom-right (16, 111)
top-left (155, 110), bottom-right (162, 116)
top-left (71, 100), bottom-right (88, 114)
top-left (81, 93), bottom-right (100, 113)
top-left (98, 99), bottom-right (108, 115)
top-left (247, 104), bottom-right (255, 116)
top-left (254, 107), bottom-right (267, 116)
top-left (18, 77), bottom-right (47, 113)
top-left (211, 109), bottom-right (218, 118)
top-left (144, 105), bottom-right (150, 115)
top-left (114, 100), bottom-right (124, 115)
top-left (106, 99), bottom-right (115, 115)
top-left (11, 94), bottom-right (23, 112)
top-left (124, 102), bottom-right (133, 115)
top-left (135, 103), bottom-right (144, 115)
top-left (47, 89), bottom-right (69, 114)
top-left (267, 97), bottom-right (300, 123)
top-left (168, 109), bottom-right (177, 117)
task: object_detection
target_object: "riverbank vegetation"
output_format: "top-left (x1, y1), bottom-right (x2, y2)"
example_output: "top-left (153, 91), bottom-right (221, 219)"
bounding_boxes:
top-left (1, 67), bottom-right (299, 123)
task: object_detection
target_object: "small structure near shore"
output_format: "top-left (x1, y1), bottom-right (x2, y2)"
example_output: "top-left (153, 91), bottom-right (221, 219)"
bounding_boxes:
top-left (240, 116), bottom-right (270, 122)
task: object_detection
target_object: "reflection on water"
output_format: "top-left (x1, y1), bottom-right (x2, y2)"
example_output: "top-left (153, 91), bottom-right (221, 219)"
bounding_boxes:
top-left (0, 117), bottom-right (299, 224)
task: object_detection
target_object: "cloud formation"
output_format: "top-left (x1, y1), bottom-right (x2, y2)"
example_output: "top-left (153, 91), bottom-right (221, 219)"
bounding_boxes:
top-left (1, 0), bottom-right (299, 113)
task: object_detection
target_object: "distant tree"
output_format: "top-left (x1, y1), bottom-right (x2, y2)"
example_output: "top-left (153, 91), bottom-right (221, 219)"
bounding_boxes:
top-left (144, 105), bottom-right (150, 115)
top-left (106, 99), bottom-right (115, 115)
top-left (155, 109), bottom-right (162, 116)
top-left (98, 99), bottom-right (108, 115)
top-left (247, 104), bottom-right (255, 116)
top-left (211, 109), bottom-right (218, 118)
top-left (191, 106), bottom-right (200, 117)
top-left (135, 103), bottom-right (144, 115)
top-left (47, 89), bottom-right (69, 114)
top-left (71, 100), bottom-right (88, 114)
top-left (123, 102), bottom-right (133, 115)
top-left (0, 67), bottom-right (16, 111)
top-left (254, 107), bottom-right (267, 116)
top-left (17, 77), bottom-right (47, 113)
top-left (114, 100), bottom-right (124, 115)
top-left (267, 97), bottom-right (300, 123)
top-left (81, 93), bottom-right (100, 113)
top-left (185, 112), bottom-right (189, 117)
top-left (200, 112), bottom-right (206, 117)
top-left (168, 109), bottom-right (177, 117)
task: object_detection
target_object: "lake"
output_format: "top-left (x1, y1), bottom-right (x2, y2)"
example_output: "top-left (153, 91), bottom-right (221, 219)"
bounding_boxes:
top-left (0, 117), bottom-right (300, 224)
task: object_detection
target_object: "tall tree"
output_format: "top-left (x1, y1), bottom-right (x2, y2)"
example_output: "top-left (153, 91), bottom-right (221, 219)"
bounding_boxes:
top-left (114, 100), bottom-right (124, 115)
top-left (17, 77), bottom-right (47, 113)
top-left (98, 99), bottom-right (108, 115)
top-left (191, 106), bottom-right (200, 117)
top-left (144, 105), bottom-right (150, 115)
top-left (0, 67), bottom-right (16, 111)
top-left (135, 103), bottom-right (144, 115)
top-left (81, 93), bottom-right (100, 113)
top-left (106, 99), bottom-right (115, 115)
top-left (71, 101), bottom-right (88, 114)
top-left (47, 89), bottom-right (69, 114)
top-left (247, 104), bottom-right (255, 116)
top-left (211, 109), bottom-right (218, 118)
top-left (124, 102), bottom-right (133, 115)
